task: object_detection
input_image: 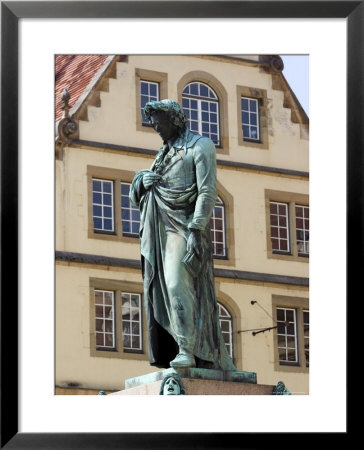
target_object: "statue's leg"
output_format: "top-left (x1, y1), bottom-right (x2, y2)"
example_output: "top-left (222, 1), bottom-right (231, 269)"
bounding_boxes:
top-left (164, 232), bottom-right (197, 367)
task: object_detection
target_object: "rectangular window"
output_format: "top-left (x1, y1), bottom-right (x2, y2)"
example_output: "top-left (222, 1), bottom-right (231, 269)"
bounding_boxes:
top-left (140, 80), bottom-right (159, 124)
top-left (296, 205), bottom-right (310, 256)
top-left (88, 166), bottom-right (142, 242)
top-left (121, 183), bottom-right (140, 236)
top-left (92, 178), bottom-right (114, 232)
top-left (276, 307), bottom-right (298, 364)
top-left (273, 296), bottom-right (309, 374)
top-left (241, 97), bottom-right (260, 141)
top-left (94, 290), bottom-right (115, 349)
top-left (210, 197), bottom-right (226, 257)
top-left (121, 292), bottom-right (142, 352)
top-left (266, 190), bottom-right (309, 261)
top-left (303, 310), bottom-right (309, 367)
top-left (91, 279), bottom-right (147, 361)
top-left (270, 201), bottom-right (290, 253)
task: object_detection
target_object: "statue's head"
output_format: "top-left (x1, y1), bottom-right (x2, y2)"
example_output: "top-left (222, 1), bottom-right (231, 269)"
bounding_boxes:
top-left (144, 99), bottom-right (187, 142)
top-left (159, 373), bottom-right (186, 395)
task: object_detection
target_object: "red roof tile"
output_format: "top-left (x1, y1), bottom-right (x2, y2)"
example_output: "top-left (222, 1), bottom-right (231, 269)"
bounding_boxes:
top-left (55, 55), bottom-right (110, 121)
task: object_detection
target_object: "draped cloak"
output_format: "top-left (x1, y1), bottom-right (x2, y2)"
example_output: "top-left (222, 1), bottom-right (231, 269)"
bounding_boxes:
top-left (130, 128), bottom-right (236, 370)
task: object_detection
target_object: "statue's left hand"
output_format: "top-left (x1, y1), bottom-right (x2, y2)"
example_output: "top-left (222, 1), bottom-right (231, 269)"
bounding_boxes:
top-left (187, 229), bottom-right (202, 258)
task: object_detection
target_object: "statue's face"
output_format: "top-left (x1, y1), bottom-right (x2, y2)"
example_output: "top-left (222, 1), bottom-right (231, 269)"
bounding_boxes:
top-left (150, 111), bottom-right (179, 142)
top-left (163, 377), bottom-right (181, 395)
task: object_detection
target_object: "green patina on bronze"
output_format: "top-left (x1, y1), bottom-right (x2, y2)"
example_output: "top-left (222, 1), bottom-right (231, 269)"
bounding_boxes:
top-left (130, 99), bottom-right (236, 371)
top-left (159, 373), bottom-right (186, 395)
top-left (272, 381), bottom-right (291, 395)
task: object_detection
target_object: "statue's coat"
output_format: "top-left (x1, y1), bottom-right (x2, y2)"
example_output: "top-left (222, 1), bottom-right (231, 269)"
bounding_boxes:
top-left (130, 128), bottom-right (236, 370)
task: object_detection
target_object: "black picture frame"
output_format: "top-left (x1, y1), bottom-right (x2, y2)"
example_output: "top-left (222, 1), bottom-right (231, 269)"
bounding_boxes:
top-left (1, 1), bottom-right (357, 448)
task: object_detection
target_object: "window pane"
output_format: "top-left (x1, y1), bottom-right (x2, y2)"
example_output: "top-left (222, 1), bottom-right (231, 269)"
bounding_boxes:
top-left (92, 179), bottom-right (114, 232)
top-left (218, 303), bottom-right (232, 358)
top-left (200, 84), bottom-right (208, 97)
top-left (287, 348), bottom-right (297, 361)
top-left (93, 192), bottom-right (101, 204)
top-left (150, 84), bottom-right (157, 96)
top-left (93, 180), bottom-right (101, 191)
top-left (95, 290), bottom-right (114, 349)
top-left (121, 184), bottom-right (129, 195)
top-left (183, 83), bottom-right (219, 144)
top-left (211, 199), bottom-right (226, 257)
top-left (93, 205), bottom-right (102, 217)
top-left (123, 334), bottom-right (131, 348)
top-left (131, 336), bottom-right (139, 349)
top-left (103, 206), bottom-right (112, 218)
top-left (103, 182), bottom-right (111, 193)
top-left (95, 319), bottom-right (103, 332)
top-left (132, 322), bottom-right (140, 334)
top-left (242, 112), bottom-right (249, 124)
top-left (96, 333), bottom-right (104, 346)
top-left (190, 83), bottom-right (199, 95)
top-left (277, 309), bottom-right (285, 321)
top-left (104, 320), bottom-right (113, 332)
top-left (278, 348), bottom-right (286, 361)
top-left (276, 307), bottom-right (297, 364)
top-left (132, 222), bottom-right (140, 234)
top-left (249, 99), bottom-right (257, 112)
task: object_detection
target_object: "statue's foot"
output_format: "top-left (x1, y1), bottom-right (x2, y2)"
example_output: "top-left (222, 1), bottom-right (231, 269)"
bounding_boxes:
top-left (170, 353), bottom-right (196, 368)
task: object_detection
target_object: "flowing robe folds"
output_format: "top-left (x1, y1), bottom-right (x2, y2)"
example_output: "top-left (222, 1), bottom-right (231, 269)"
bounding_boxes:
top-left (130, 129), bottom-right (236, 370)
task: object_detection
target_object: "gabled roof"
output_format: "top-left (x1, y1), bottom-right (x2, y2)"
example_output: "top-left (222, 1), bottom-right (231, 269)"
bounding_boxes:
top-left (55, 54), bottom-right (308, 126)
top-left (55, 55), bottom-right (110, 121)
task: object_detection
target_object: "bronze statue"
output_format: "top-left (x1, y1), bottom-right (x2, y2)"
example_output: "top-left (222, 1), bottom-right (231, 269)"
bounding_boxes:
top-left (130, 99), bottom-right (236, 371)
top-left (159, 373), bottom-right (186, 395)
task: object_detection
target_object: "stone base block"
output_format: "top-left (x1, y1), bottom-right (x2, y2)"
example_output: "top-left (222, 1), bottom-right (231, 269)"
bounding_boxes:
top-left (110, 368), bottom-right (275, 395)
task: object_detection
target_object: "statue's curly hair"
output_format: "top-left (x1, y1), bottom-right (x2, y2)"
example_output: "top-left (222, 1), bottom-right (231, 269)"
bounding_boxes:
top-left (144, 99), bottom-right (188, 129)
top-left (159, 372), bottom-right (186, 395)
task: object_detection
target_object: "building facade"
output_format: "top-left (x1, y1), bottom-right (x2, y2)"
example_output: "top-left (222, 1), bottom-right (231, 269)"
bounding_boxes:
top-left (55, 54), bottom-right (309, 395)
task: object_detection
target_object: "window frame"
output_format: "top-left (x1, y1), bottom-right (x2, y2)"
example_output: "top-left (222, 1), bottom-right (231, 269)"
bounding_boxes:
top-left (182, 81), bottom-right (220, 146)
top-left (135, 68), bottom-right (168, 133)
top-left (90, 278), bottom-right (148, 361)
top-left (218, 302), bottom-right (234, 360)
top-left (272, 295), bottom-right (309, 374)
top-left (94, 289), bottom-right (116, 351)
top-left (265, 189), bottom-right (309, 262)
top-left (140, 80), bottom-right (159, 125)
top-left (210, 195), bottom-right (227, 259)
top-left (88, 166), bottom-right (140, 243)
top-left (241, 96), bottom-right (261, 142)
top-left (120, 182), bottom-right (141, 237)
top-left (177, 71), bottom-right (229, 154)
top-left (91, 178), bottom-right (115, 234)
top-left (276, 307), bottom-right (298, 365)
top-left (236, 85), bottom-right (268, 150)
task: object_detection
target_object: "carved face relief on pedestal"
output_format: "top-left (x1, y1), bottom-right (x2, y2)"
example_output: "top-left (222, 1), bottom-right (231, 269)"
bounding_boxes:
top-left (159, 373), bottom-right (186, 395)
top-left (163, 377), bottom-right (181, 395)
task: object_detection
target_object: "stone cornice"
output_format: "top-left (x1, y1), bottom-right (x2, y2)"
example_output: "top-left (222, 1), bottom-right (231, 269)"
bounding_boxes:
top-left (55, 251), bottom-right (309, 287)
top-left (68, 139), bottom-right (309, 179)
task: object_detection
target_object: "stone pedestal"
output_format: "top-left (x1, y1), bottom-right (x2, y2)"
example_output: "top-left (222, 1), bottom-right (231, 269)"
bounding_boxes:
top-left (110, 368), bottom-right (275, 395)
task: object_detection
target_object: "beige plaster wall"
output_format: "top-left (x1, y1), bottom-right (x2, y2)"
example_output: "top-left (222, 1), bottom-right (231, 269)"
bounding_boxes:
top-left (56, 145), bottom-right (308, 278)
top-left (78, 55), bottom-right (308, 172)
top-left (56, 264), bottom-right (308, 394)
top-left (55, 54), bottom-right (309, 395)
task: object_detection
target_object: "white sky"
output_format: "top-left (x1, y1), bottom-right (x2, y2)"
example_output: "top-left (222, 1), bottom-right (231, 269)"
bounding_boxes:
top-left (281, 54), bottom-right (309, 116)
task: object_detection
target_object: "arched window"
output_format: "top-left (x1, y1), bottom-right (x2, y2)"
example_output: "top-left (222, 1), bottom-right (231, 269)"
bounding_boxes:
top-left (182, 82), bottom-right (220, 146)
top-left (210, 196), bottom-right (226, 257)
top-left (218, 303), bottom-right (233, 358)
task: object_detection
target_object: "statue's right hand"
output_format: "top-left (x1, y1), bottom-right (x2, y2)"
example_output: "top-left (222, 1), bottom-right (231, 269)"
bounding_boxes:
top-left (142, 171), bottom-right (161, 189)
